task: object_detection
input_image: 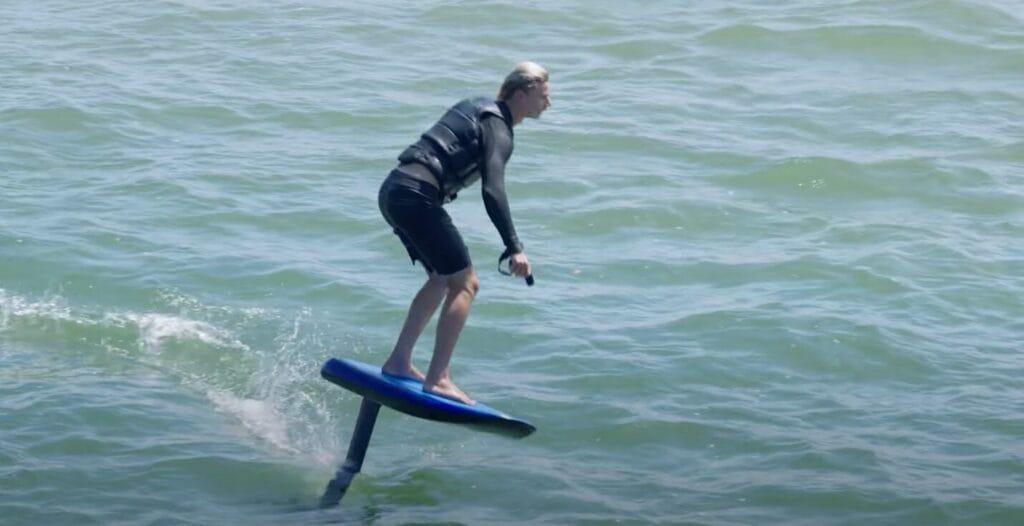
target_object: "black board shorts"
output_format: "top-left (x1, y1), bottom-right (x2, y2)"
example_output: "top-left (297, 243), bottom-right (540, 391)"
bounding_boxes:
top-left (378, 168), bottom-right (471, 275)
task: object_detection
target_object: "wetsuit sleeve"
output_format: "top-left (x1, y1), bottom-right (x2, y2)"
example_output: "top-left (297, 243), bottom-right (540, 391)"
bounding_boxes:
top-left (479, 115), bottom-right (523, 254)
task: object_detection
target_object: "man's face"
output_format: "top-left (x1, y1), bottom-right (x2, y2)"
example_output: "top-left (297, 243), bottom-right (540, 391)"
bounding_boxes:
top-left (524, 81), bottom-right (551, 119)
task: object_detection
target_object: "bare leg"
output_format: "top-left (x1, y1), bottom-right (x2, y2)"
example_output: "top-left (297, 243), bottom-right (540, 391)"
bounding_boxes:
top-left (423, 266), bottom-right (479, 405)
top-left (382, 271), bottom-right (448, 382)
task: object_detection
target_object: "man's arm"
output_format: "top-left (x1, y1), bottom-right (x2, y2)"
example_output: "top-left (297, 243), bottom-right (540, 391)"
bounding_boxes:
top-left (479, 116), bottom-right (523, 254)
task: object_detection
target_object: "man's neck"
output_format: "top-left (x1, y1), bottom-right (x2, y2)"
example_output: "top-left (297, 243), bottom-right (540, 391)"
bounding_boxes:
top-left (503, 99), bottom-right (526, 127)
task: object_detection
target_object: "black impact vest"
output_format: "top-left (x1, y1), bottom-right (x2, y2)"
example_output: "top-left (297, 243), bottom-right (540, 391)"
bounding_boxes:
top-left (398, 97), bottom-right (511, 201)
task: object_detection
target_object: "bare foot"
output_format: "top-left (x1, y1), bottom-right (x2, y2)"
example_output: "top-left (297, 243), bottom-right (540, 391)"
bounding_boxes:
top-left (381, 362), bottom-right (426, 383)
top-left (423, 379), bottom-right (475, 405)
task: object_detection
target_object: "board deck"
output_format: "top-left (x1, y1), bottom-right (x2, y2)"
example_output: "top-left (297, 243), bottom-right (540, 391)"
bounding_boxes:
top-left (321, 357), bottom-right (536, 439)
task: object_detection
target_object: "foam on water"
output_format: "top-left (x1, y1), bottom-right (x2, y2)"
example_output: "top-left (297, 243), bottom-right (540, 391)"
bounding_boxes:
top-left (1, 287), bottom-right (343, 471)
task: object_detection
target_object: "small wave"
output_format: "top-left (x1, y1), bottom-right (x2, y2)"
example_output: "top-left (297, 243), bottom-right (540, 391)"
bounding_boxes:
top-left (1, 288), bottom-right (342, 466)
top-left (111, 312), bottom-right (248, 353)
top-left (718, 155), bottom-right (1001, 207)
top-left (0, 289), bottom-right (73, 328)
top-left (2, 106), bottom-right (96, 134)
top-left (699, 22), bottom-right (1016, 68)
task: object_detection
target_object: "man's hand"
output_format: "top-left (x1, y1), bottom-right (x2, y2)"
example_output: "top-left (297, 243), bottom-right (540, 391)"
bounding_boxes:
top-left (509, 252), bottom-right (531, 278)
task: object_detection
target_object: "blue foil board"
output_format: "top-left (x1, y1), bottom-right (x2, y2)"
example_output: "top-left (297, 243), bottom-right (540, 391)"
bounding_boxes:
top-left (321, 358), bottom-right (536, 439)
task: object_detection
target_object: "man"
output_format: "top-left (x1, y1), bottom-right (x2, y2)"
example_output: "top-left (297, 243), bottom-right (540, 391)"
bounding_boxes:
top-left (377, 61), bottom-right (550, 405)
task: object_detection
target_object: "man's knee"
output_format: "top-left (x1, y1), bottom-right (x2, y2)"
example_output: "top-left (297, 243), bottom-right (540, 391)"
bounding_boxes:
top-left (447, 267), bottom-right (479, 298)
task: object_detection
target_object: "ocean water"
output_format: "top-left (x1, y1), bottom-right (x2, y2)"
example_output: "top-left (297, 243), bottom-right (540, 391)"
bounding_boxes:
top-left (2, 1), bottom-right (1023, 524)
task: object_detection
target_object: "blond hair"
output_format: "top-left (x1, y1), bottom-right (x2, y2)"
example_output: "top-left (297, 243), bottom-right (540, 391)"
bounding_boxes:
top-left (498, 61), bottom-right (549, 101)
